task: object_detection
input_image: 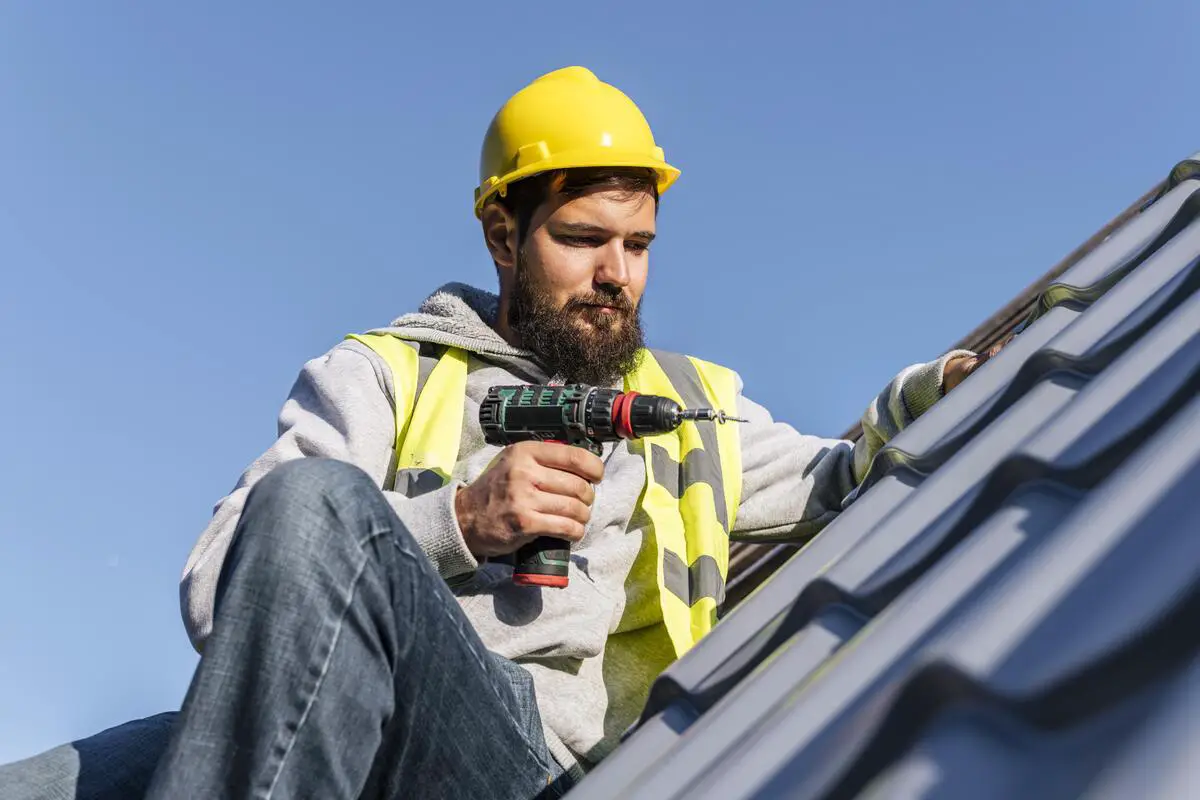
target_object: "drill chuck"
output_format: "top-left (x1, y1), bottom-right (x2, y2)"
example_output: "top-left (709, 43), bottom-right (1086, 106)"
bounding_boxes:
top-left (611, 392), bottom-right (684, 438)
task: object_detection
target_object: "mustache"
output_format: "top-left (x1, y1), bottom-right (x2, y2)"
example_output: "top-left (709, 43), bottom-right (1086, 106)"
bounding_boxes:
top-left (564, 290), bottom-right (635, 313)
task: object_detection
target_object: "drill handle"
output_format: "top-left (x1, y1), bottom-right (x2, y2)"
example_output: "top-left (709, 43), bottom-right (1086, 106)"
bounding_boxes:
top-left (511, 437), bottom-right (598, 588)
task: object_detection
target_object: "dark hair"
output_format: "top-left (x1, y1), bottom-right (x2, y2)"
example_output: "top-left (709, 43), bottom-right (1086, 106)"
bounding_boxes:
top-left (492, 166), bottom-right (660, 244)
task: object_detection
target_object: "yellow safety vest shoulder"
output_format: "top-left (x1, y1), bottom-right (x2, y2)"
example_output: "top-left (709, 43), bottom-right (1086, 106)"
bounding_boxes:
top-left (344, 333), bottom-right (742, 656)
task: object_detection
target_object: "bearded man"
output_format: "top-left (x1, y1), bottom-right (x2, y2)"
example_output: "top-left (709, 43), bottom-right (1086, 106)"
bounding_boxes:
top-left (0, 66), bottom-right (989, 800)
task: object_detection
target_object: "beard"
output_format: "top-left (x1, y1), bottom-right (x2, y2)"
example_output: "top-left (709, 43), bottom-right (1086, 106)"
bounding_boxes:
top-left (508, 255), bottom-right (646, 386)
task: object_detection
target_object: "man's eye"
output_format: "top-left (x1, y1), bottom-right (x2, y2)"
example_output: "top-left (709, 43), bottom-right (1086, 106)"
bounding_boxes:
top-left (625, 241), bottom-right (649, 254)
top-left (565, 236), bottom-right (602, 247)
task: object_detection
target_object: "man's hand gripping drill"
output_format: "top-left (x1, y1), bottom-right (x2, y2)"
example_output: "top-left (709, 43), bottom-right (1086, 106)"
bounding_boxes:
top-left (455, 384), bottom-right (745, 588)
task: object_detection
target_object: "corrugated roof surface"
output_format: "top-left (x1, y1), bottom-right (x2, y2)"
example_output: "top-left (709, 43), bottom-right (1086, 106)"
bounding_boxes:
top-left (721, 164), bottom-right (1176, 605)
top-left (570, 151), bottom-right (1200, 799)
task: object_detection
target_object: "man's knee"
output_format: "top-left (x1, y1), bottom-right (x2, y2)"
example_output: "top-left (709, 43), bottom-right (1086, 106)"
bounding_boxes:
top-left (253, 457), bottom-right (376, 509)
top-left (226, 458), bottom-right (386, 581)
top-left (245, 458), bottom-right (383, 534)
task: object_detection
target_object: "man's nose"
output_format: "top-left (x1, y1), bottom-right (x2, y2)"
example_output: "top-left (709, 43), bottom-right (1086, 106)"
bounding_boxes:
top-left (594, 240), bottom-right (631, 289)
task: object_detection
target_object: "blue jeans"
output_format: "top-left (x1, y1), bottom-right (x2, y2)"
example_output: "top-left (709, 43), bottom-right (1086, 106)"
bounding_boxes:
top-left (1, 458), bottom-right (572, 799)
top-left (0, 713), bottom-right (177, 799)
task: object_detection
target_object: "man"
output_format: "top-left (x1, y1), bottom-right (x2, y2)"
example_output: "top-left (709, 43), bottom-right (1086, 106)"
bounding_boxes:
top-left (1, 66), bottom-right (989, 799)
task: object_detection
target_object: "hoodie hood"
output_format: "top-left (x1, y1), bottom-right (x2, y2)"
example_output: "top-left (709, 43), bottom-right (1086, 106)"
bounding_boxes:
top-left (376, 282), bottom-right (531, 358)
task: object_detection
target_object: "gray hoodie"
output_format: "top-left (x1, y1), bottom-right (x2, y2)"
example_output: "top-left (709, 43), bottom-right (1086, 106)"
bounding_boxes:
top-left (180, 282), bottom-right (968, 776)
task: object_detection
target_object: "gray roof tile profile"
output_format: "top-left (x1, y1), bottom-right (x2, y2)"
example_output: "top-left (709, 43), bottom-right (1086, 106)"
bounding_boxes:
top-left (569, 151), bottom-right (1200, 799)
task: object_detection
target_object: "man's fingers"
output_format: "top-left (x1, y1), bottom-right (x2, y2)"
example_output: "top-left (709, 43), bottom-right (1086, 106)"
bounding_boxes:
top-left (531, 468), bottom-right (595, 506)
top-left (984, 332), bottom-right (1013, 360)
top-left (528, 442), bottom-right (605, 483)
top-left (531, 492), bottom-right (592, 526)
top-left (974, 338), bottom-right (1007, 369)
top-left (522, 511), bottom-right (587, 543)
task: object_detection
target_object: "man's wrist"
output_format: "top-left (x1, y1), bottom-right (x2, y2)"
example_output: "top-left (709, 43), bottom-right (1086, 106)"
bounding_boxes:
top-left (386, 482), bottom-right (479, 578)
top-left (900, 349), bottom-right (976, 421)
top-left (454, 485), bottom-right (479, 559)
top-left (941, 353), bottom-right (979, 394)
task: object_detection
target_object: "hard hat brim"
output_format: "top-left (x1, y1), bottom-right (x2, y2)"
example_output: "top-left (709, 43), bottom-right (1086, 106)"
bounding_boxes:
top-left (474, 150), bottom-right (680, 218)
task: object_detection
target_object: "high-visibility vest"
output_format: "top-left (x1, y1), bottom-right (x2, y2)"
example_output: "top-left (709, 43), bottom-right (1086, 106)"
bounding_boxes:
top-left (345, 332), bottom-right (742, 656)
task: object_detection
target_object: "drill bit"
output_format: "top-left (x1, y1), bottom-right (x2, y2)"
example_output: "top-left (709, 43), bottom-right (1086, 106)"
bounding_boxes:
top-left (680, 408), bottom-right (748, 424)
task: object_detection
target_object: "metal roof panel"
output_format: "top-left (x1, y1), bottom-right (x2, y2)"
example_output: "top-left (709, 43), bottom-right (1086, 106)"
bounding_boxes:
top-left (570, 152), bottom-right (1200, 799)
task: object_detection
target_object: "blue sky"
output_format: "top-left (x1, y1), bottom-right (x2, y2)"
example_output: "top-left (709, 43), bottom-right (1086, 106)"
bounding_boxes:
top-left (1, 2), bottom-right (1196, 763)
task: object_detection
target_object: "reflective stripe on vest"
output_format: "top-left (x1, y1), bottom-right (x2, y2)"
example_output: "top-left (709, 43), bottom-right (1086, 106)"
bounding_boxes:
top-left (623, 350), bottom-right (741, 651)
top-left (346, 333), bottom-right (742, 656)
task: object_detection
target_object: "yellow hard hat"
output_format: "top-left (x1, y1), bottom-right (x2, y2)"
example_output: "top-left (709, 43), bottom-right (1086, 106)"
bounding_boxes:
top-left (474, 66), bottom-right (680, 218)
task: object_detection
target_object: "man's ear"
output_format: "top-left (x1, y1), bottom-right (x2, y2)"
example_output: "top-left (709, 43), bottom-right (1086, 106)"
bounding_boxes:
top-left (481, 203), bottom-right (518, 270)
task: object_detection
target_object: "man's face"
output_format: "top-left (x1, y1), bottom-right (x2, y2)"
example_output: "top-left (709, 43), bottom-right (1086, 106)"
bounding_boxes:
top-left (507, 188), bottom-right (656, 386)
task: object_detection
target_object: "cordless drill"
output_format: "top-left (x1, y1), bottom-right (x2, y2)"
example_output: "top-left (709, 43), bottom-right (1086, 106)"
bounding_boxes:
top-left (479, 384), bottom-right (745, 588)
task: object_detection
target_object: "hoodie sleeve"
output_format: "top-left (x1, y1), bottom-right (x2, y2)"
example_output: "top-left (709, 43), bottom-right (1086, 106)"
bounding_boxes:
top-left (730, 349), bottom-right (973, 543)
top-left (179, 341), bottom-right (478, 653)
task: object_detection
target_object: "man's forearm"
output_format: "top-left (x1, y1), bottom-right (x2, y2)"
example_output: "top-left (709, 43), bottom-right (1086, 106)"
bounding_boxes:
top-left (731, 349), bottom-right (975, 545)
top-left (856, 348), bottom-right (975, 481)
